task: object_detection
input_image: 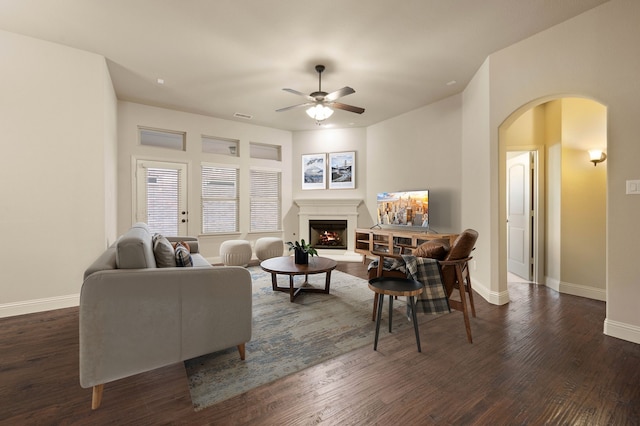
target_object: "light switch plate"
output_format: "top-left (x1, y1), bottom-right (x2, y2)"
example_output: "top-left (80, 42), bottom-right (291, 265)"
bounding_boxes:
top-left (626, 180), bottom-right (640, 194)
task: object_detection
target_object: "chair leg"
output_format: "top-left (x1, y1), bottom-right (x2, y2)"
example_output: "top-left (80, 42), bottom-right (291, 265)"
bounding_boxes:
top-left (237, 343), bottom-right (246, 360)
top-left (456, 266), bottom-right (473, 343)
top-left (372, 294), bottom-right (378, 321)
top-left (91, 384), bottom-right (104, 410)
top-left (465, 267), bottom-right (476, 317)
top-left (374, 293), bottom-right (384, 351)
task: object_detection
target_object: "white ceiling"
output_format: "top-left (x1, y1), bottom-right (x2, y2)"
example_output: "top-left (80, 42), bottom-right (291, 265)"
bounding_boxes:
top-left (0, 0), bottom-right (608, 131)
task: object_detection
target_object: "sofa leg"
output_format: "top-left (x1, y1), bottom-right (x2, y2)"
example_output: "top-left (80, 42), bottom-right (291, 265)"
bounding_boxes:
top-left (237, 343), bottom-right (246, 360)
top-left (91, 384), bottom-right (104, 410)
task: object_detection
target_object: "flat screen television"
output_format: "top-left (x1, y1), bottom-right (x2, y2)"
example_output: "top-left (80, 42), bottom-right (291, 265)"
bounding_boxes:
top-left (376, 190), bottom-right (429, 229)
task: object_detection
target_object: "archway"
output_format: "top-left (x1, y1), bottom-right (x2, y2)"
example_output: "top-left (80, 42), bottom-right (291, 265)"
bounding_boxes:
top-left (499, 96), bottom-right (607, 301)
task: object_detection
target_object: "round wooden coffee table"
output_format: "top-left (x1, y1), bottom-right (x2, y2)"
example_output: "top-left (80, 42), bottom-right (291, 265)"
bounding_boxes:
top-left (260, 256), bottom-right (337, 302)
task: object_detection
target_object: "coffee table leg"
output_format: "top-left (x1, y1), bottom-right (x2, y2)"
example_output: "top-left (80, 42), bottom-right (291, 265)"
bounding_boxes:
top-left (374, 293), bottom-right (384, 351)
top-left (409, 296), bottom-right (421, 352)
top-left (324, 271), bottom-right (332, 294)
top-left (270, 273), bottom-right (278, 291)
top-left (289, 275), bottom-right (295, 302)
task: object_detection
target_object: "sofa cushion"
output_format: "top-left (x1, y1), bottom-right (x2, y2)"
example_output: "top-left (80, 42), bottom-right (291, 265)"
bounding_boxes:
top-left (116, 225), bottom-right (157, 269)
top-left (153, 234), bottom-right (177, 268)
top-left (412, 238), bottom-right (450, 260)
top-left (175, 243), bottom-right (193, 267)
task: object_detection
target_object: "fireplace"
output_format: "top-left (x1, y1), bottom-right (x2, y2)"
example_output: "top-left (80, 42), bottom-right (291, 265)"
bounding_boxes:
top-left (294, 199), bottom-right (362, 255)
top-left (309, 220), bottom-right (347, 250)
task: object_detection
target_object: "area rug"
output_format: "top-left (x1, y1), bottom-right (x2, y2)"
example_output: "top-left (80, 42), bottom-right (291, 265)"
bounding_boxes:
top-left (184, 266), bottom-right (424, 411)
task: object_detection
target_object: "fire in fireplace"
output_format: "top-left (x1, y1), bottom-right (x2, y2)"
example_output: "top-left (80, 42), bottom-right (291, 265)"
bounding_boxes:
top-left (309, 220), bottom-right (348, 249)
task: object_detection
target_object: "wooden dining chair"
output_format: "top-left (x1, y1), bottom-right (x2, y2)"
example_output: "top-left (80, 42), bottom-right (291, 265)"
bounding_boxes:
top-left (369, 229), bottom-right (479, 343)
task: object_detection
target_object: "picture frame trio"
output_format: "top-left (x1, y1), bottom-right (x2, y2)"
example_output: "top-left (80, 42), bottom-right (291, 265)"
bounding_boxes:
top-left (302, 151), bottom-right (355, 190)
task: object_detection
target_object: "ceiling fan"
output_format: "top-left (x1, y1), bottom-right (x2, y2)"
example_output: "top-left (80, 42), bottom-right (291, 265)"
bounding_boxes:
top-left (276, 65), bottom-right (365, 123)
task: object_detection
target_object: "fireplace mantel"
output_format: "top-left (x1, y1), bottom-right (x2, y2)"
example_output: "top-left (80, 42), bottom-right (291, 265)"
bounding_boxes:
top-left (294, 199), bottom-right (362, 254)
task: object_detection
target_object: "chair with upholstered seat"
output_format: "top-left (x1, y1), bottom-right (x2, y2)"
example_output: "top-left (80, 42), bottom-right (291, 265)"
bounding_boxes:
top-left (370, 229), bottom-right (479, 343)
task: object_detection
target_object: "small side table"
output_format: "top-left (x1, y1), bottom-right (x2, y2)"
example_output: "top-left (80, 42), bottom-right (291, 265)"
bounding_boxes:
top-left (368, 276), bottom-right (424, 352)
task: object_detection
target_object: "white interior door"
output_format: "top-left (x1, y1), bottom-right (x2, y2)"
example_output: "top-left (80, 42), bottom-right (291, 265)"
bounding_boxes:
top-left (507, 152), bottom-right (532, 280)
top-left (136, 160), bottom-right (188, 236)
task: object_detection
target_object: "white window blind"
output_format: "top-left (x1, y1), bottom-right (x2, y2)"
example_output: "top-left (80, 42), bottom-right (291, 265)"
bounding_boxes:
top-left (201, 165), bottom-right (238, 233)
top-left (250, 169), bottom-right (281, 232)
top-left (146, 167), bottom-right (181, 236)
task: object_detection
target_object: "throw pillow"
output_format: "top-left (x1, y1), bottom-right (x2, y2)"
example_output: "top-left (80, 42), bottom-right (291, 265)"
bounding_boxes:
top-left (412, 238), bottom-right (450, 260)
top-left (153, 234), bottom-right (177, 267)
top-left (172, 241), bottom-right (190, 253)
top-left (174, 242), bottom-right (193, 267)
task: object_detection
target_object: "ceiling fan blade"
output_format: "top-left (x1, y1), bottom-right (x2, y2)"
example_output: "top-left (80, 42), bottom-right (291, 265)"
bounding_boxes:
top-left (276, 102), bottom-right (314, 112)
top-left (283, 88), bottom-right (315, 101)
top-left (330, 102), bottom-right (365, 114)
top-left (324, 86), bottom-right (355, 102)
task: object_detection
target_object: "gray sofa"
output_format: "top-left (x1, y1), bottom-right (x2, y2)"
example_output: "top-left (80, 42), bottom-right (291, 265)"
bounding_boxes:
top-left (80, 223), bottom-right (252, 409)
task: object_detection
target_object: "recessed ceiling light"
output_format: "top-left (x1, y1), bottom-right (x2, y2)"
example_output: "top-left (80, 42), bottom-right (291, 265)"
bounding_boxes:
top-left (156, 78), bottom-right (165, 85)
top-left (446, 80), bottom-right (457, 86)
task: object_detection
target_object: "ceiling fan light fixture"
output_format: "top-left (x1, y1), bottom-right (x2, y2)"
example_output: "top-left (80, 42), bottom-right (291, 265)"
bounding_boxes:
top-left (306, 104), bottom-right (334, 121)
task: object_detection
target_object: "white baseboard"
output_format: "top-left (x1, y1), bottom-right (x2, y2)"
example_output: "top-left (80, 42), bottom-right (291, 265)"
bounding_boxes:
top-left (472, 279), bottom-right (510, 306)
top-left (604, 319), bottom-right (640, 345)
top-left (545, 276), bottom-right (560, 292)
top-left (559, 281), bottom-right (606, 301)
top-left (0, 294), bottom-right (79, 318)
top-left (544, 277), bottom-right (605, 301)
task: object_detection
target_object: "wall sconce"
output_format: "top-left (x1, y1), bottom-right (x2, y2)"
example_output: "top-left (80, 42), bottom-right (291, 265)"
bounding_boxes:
top-left (588, 149), bottom-right (607, 166)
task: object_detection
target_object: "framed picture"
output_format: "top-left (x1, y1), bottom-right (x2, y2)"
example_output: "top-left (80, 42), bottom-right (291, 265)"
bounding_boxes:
top-left (302, 153), bottom-right (326, 190)
top-left (329, 151), bottom-right (356, 189)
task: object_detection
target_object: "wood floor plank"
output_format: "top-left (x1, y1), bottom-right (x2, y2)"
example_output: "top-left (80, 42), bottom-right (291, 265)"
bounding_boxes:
top-left (0, 261), bottom-right (638, 425)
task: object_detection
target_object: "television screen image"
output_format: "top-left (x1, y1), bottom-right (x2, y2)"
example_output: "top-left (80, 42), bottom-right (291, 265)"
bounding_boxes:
top-left (376, 190), bottom-right (429, 228)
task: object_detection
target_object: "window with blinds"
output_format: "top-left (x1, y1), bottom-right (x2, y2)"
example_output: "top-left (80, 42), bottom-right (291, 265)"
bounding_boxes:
top-left (250, 169), bottom-right (281, 232)
top-left (201, 165), bottom-right (239, 233)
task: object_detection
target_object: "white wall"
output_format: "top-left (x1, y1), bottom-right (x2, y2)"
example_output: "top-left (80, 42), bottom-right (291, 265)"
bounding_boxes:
top-left (288, 128), bottom-right (367, 242)
top-left (561, 146), bottom-right (607, 296)
top-left (560, 99), bottom-right (607, 299)
top-left (545, 101), bottom-right (562, 285)
top-left (0, 30), bottom-right (117, 316)
top-left (367, 95), bottom-right (463, 234)
top-left (117, 101), bottom-right (292, 260)
top-left (462, 60), bottom-right (495, 302)
top-left (465, 0), bottom-right (640, 343)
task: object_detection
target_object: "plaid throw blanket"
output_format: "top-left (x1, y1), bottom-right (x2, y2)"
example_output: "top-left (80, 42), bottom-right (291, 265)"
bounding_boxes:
top-left (368, 256), bottom-right (450, 315)
top-left (401, 255), bottom-right (450, 315)
top-left (367, 257), bottom-right (406, 274)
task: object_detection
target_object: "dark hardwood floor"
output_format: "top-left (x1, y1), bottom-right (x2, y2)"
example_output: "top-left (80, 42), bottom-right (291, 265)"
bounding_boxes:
top-left (1, 261), bottom-right (639, 425)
